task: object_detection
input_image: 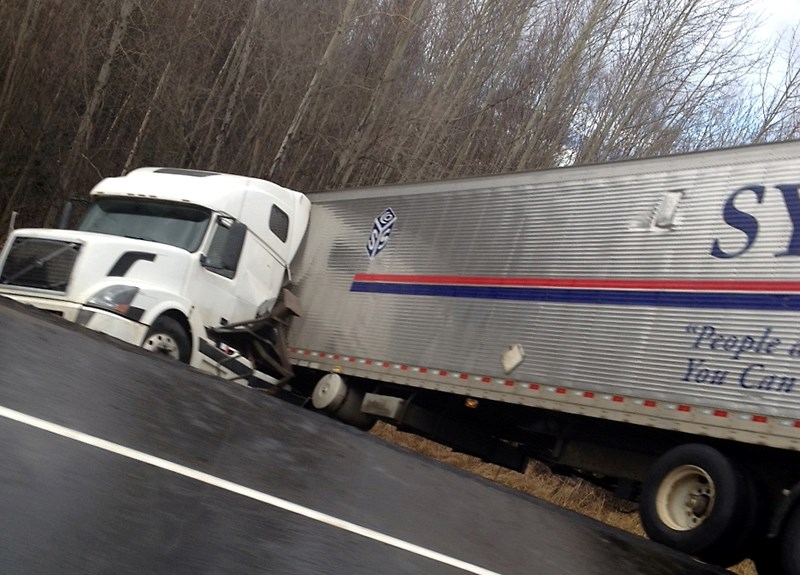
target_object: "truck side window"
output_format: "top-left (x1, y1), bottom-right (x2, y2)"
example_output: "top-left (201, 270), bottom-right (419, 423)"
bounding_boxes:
top-left (203, 218), bottom-right (235, 278)
top-left (270, 205), bottom-right (289, 243)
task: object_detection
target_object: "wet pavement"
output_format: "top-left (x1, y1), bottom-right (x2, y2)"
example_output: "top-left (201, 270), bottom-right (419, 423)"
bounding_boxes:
top-left (0, 297), bottom-right (730, 574)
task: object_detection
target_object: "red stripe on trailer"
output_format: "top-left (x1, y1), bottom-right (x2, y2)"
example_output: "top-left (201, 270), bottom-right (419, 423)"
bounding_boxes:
top-left (613, 396), bottom-right (624, 403)
top-left (714, 410), bottom-right (728, 418)
top-left (351, 273), bottom-right (800, 293)
top-left (584, 391), bottom-right (595, 398)
top-left (678, 405), bottom-right (691, 412)
top-left (753, 415), bottom-right (768, 423)
top-left (644, 400), bottom-right (656, 408)
top-left (556, 388), bottom-right (567, 394)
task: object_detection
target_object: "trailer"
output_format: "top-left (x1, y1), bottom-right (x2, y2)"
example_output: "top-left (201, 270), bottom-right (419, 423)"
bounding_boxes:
top-left (283, 140), bottom-right (800, 572)
top-left (3, 142), bottom-right (800, 571)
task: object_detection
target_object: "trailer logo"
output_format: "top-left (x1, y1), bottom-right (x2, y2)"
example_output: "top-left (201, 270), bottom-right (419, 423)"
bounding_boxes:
top-left (366, 208), bottom-right (397, 259)
top-left (711, 184), bottom-right (800, 259)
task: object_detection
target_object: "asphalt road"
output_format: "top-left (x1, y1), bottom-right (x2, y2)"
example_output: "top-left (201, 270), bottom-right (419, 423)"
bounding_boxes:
top-left (0, 296), bottom-right (730, 575)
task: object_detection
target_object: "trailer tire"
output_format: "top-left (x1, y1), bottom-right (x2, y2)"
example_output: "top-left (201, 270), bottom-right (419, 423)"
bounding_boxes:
top-left (640, 444), bottom-right (754, 566)
top-left (142, 316), bottom-right (191, 363)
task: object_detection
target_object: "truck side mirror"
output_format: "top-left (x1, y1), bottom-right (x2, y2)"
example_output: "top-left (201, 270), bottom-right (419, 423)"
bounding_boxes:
top-left (222, 221), bottom-right (247, 272)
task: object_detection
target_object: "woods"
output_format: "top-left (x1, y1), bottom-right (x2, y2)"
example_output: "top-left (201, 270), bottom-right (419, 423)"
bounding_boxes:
top-left (0, 0), bottom-right (798, 230)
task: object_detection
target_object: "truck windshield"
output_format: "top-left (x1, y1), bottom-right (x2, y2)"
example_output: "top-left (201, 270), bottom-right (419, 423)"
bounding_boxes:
top-left (78, 198), bottom-right (211, 252)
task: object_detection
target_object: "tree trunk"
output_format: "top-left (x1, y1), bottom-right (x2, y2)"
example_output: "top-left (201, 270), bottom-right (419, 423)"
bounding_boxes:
top-left (0, 0), bottom-right (42, 137)
top-left (333, 0), bottom-right (428, 188)
top-left (268, 0), bottom-right (358, 180)
top-left (51, 0), bottom-right (135, 225)
top-left (124, 60), bottom-right (173, 174)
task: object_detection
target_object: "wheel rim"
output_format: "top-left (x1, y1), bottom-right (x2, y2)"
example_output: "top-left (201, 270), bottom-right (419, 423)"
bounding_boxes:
top-left (655, 464), bottom-right (716, 531)
top-left (142, 332), bottom-right (181, 360)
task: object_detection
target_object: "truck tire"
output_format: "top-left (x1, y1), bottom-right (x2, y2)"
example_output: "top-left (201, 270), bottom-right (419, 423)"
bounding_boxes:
top-left (640, 444), bottom-right (755, 566)
top-left (142, 316), bottom-right (191, 363)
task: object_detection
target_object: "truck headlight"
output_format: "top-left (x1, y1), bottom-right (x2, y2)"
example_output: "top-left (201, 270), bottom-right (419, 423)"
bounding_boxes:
top-left (86, 285), bottom-right (143, 320)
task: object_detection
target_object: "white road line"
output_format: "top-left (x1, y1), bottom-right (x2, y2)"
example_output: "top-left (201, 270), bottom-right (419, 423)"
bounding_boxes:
top-left (0, 404), bottom-right (503, 575)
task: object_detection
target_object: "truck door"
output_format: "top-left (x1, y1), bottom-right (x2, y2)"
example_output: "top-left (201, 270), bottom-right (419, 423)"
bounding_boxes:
top-left (230, 203), bottom-right (290, 319)
top-left (185, 216), bottom-right (242, 328)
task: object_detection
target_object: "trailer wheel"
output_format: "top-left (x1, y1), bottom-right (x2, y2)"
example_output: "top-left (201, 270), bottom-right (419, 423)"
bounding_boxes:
top-left (142, 316), bottom-right (191, 363)
top-left (640, 444), bottom-right (754, 566)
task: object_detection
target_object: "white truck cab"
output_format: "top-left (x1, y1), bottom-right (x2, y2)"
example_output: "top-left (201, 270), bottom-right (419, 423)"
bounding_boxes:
top-left (0, 167), bottom-right (310, 381)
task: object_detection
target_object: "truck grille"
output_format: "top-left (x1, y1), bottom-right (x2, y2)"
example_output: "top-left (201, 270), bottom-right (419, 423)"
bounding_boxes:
top-left (0, 237), bottom-right (81, 292)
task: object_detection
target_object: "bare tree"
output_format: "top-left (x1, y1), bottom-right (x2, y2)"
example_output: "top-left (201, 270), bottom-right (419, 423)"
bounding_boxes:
top-left (49, 0), bottom-right (137, 225)
top-left (0, 0), bottom-right (796, 233)
top-left (269, 0), bottom-right (359, 180)
top-left (751, 24), bottom-right (800, 142)
top-left (331, 0), bottom-right (429, 187)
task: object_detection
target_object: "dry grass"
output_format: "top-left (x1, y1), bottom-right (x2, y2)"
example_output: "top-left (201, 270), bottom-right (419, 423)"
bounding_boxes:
top-left (370, 422), bottom-right (756, 574)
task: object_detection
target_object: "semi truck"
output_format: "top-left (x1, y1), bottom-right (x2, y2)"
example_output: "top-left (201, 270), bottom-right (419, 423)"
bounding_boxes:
top-left (3, 142), bottom-right (800, 572)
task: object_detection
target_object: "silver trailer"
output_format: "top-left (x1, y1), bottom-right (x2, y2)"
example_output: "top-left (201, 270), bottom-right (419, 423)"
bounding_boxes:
top-left (285, 140), bottom-right (800, 571)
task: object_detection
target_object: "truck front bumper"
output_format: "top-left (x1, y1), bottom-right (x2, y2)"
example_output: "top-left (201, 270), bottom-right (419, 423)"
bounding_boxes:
top-left (0, 293), bottom-right (148, 348)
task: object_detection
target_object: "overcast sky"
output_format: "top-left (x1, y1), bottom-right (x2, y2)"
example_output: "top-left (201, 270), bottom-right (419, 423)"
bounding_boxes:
top-left (754, 0), bottom-right (800, 40)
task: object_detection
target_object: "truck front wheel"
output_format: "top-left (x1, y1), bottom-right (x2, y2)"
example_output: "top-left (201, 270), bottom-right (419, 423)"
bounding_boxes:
top-left (640, 444), bottom-right (757, 566)
top-left (142, 316), bottom-right (191, 363)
